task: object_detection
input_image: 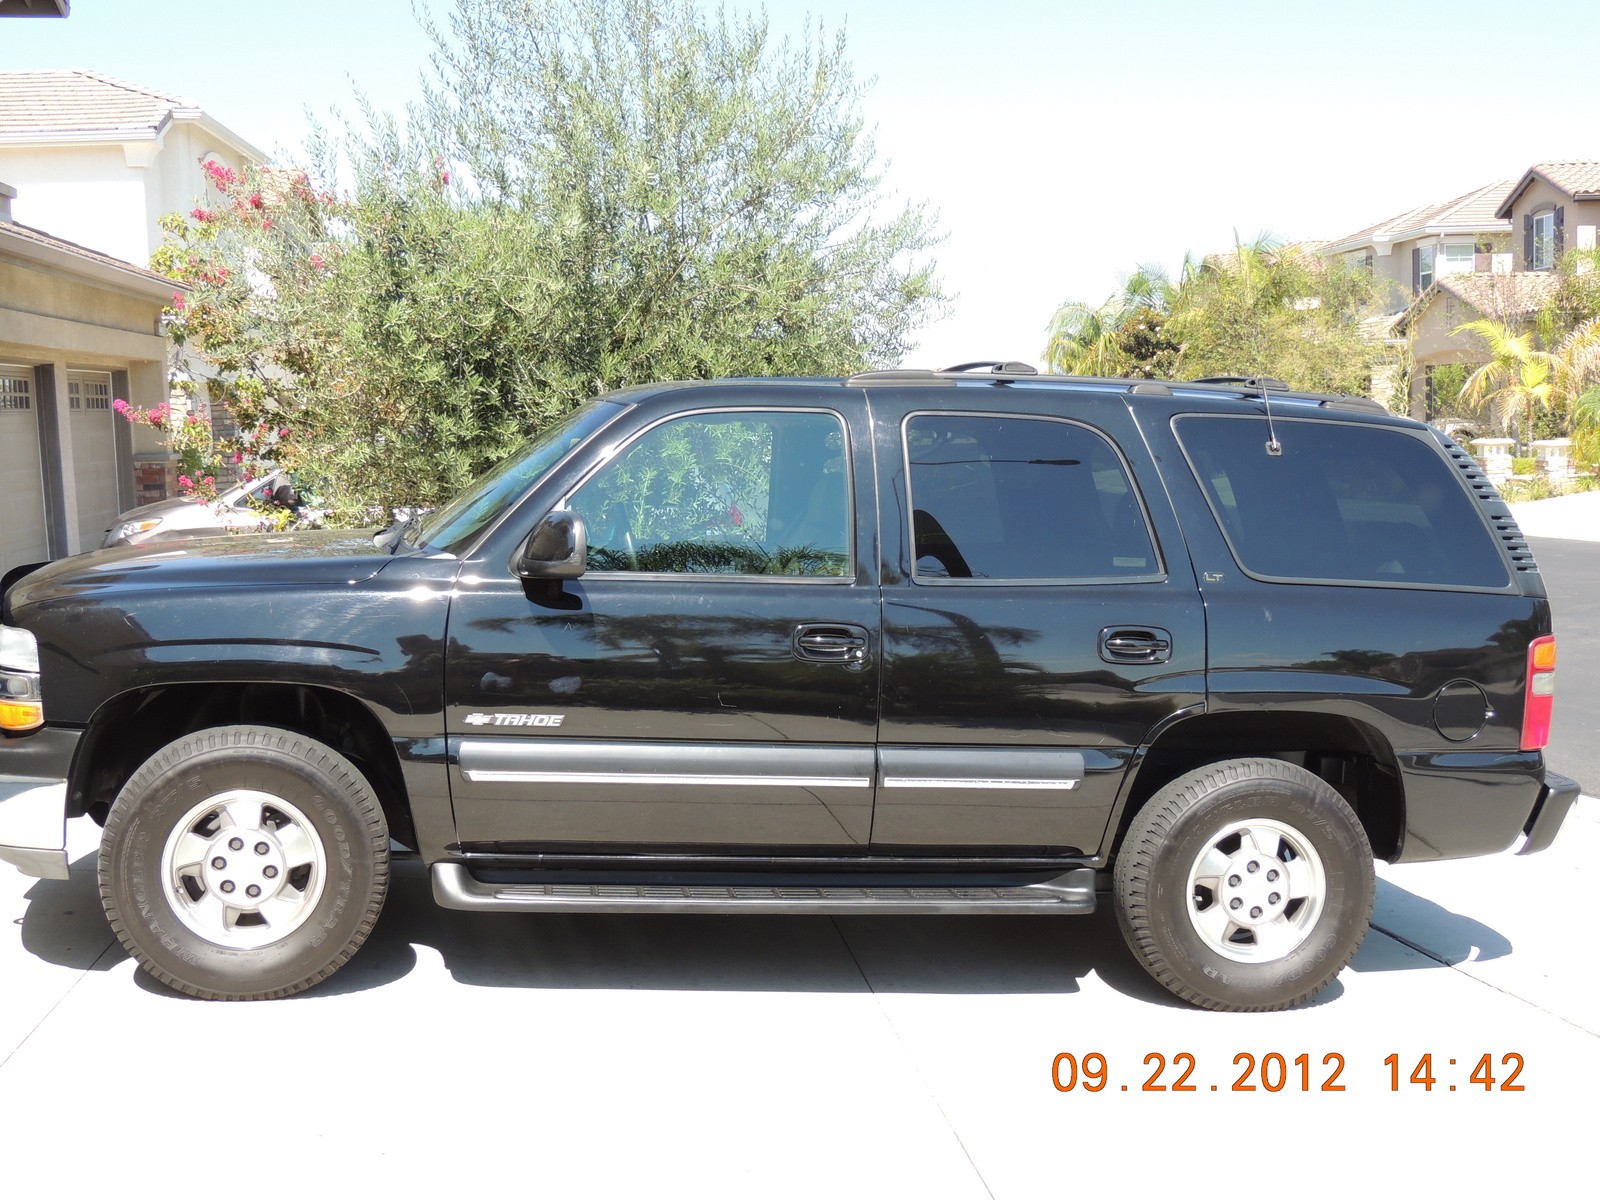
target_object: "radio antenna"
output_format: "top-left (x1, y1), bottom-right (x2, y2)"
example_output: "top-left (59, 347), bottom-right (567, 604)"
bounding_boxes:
top-left (1262, 378), bottom-right (1283, 456)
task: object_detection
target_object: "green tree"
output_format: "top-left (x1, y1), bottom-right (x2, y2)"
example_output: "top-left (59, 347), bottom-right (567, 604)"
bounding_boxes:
top-left (1044, 239), bottom-right (1381, 393)
top-left (1455, 317), bottom-right (1600, 448)
top-left (1163, 236), bottom-right (1381, 394)
top-left (421, 0), bottom-right (944, 384)
top-left (1043, 298), bottom-right (1130, 376)
top-left (1044, 264), bottom-right (1179, 378)
top-left (154, 0), bottom-right (945, 522)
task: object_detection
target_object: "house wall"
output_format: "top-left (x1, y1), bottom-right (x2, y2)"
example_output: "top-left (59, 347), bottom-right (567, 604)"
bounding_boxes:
top-left (0, 124), bottom-right (244, 265)
top-left (1507, 177), bottom-right (1600, 269)
top-left (1403, 291), bottom-right (1492, 421)
top-left (0, 252), bottom-right (168, 560)
top-left (1360, 232), bottom-right (1512, 314)
top-left (0, 143), bottom-right (149, 262)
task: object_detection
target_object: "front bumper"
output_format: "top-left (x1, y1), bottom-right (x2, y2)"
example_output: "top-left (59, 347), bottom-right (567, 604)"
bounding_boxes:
top-left (1517, 769), bottom-right (1582, 855)
top-left (0, 776), bottom-right (68, 879)
top-left (0, 726), bottom-right (80, 880)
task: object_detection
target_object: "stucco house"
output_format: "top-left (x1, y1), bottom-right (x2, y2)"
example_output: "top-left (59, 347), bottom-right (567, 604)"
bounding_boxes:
top-left (1388, 162), bottom-right (1600, 423)
top-left (0, 183), bottom-right (185, 573)
top-left (0, 70), bottom-right (263, 534)
top-left (1323, 180), bottom-right (1513, 320)
top-left (1496, 162), bottom-right (1600, 270)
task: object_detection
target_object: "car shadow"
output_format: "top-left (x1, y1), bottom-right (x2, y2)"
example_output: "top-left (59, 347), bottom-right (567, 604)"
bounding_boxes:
top-left (18, 857), bottom-right (1505, 1005)
top-left (1360, 877), bottom-right (1513, 968)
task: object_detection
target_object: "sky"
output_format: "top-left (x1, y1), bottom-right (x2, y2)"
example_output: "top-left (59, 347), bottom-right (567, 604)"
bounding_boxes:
top-left (4, 0), bottom-right (1598, 368)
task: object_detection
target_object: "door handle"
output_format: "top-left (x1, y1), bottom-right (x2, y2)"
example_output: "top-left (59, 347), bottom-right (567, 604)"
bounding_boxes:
top-left (1099, 626), bottom-right (1172, 664)
top-left (793, 624), bottom-right (869, 664)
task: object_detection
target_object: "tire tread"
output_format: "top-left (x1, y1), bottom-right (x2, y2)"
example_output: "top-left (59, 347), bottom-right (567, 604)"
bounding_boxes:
top-left (98, 724), bottom-right (390, 1001)
top-left (1113, 757), bottom-right (1375, 1013)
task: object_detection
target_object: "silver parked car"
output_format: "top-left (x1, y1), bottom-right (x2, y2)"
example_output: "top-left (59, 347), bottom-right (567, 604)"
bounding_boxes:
top-left (102, 471), bottom-right (302, 547)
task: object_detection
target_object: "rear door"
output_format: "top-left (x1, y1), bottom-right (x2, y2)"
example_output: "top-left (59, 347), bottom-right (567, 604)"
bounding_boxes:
top-left (870, 388), bottom-right (1206, 854)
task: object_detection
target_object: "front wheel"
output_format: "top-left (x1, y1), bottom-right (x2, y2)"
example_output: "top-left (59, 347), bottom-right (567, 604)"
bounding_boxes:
top-left (1113, 758), bottom-right (1375, 1012)
top-left (99, 725), bottom-right (389, 1000)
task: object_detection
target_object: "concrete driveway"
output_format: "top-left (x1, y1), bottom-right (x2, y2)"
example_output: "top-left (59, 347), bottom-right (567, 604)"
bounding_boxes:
top-left (3, 803), bottom-right (1593, 1197)
top-left (2, 491), bottom-right (1595, 1198)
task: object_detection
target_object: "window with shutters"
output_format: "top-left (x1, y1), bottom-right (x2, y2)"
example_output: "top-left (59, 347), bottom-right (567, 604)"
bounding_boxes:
top-left (1416, 245), bottom-right (1434, 291)
top-left (1530, 209), bottom-right (1558, 270)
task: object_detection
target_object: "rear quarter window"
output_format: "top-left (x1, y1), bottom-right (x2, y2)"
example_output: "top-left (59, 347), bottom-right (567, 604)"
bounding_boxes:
top-left (1174, 415), bottom-right (1510, 589)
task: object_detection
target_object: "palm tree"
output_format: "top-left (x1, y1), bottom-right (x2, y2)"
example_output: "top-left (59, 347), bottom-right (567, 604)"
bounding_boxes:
top-left (1456, 317), bottom-right (1600, 446)
top-left (1044, 264), bottom-right (1177, 377)
top-left (1043, 297), bottom-right (1129, 376)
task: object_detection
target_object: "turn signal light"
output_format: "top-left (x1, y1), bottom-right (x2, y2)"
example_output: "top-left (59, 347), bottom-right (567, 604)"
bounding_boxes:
top-left (0, 698), bottom-right (43, 732)
top-left (1521, 635), bottom-right (1556, 752)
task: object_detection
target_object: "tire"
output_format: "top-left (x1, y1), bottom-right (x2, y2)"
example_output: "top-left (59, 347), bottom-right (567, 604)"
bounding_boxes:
top-left (98, 725), bottom-right (389, 1000)
top-left (1113, 757), bottom-right (1374, 1012)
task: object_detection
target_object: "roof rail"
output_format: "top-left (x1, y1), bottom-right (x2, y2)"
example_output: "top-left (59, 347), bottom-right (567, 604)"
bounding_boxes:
top-left (1191, 375), bottom-right (1289, 390)
top-left (942, 360), bottom-right (1039, 375)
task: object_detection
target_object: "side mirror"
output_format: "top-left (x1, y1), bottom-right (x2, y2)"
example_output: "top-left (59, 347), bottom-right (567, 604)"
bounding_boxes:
top-left (514, 510), bottom-right (587, 579)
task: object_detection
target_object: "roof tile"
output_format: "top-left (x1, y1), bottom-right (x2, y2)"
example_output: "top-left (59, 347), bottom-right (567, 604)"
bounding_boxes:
top-left (1325, 180), bottom-right (1512, 252)
top-left (0, 216), bottom-right (183, 288)
top-left (0, 69), bottom-right (197, 140)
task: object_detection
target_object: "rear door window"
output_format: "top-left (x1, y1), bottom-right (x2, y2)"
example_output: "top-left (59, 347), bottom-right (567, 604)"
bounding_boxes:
top-left (1174, 415), bottom-right (1509, 589)
top-left (904, 413), bottom-right (1161, 582)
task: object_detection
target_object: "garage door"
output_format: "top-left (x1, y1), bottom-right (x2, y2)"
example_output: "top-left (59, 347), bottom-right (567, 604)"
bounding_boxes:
top-left (68, 371), bottom-right (119, 549)
top-left (0, 367), bottom-right (49, 575)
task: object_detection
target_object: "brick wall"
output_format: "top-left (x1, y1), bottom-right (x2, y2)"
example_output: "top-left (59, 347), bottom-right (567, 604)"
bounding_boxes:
top-left (133, 457), bottom-right (173, 504)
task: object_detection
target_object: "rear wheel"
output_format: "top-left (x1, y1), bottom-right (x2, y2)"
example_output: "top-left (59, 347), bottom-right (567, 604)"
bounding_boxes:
top-left (99, 725), bottom-right (389, 1000)
top-left (1114, 758), bottom-right (1374, 1012)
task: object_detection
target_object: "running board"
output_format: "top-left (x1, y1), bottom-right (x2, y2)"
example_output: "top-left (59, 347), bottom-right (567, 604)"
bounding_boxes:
top-left (431, 863), bottom-right (1097, 916)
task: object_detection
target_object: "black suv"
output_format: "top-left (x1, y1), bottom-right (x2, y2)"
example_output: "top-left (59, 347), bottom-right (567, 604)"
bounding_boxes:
top-left (0, 366), bottom-right (1579, 1010)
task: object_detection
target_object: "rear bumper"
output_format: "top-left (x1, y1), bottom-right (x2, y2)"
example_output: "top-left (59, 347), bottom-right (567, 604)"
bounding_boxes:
top-left (1517, 769), bottom-right (1582, 856)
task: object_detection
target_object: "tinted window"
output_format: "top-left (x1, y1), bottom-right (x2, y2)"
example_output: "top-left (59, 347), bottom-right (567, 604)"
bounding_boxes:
top-left (567, 410), bottom-right (850, 576)
top-left (1175, 416), bottom-right (1510, 588)
top-left (905, 414), bottom-right (1159, 581)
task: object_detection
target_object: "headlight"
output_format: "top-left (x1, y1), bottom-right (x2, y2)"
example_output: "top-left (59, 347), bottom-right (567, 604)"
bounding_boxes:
top-left (112, 518), bottom-right (163, 543)
top-left (0, 625), bottom-right (39, 673)
top-left (0, 625), bottom-right (41, 732)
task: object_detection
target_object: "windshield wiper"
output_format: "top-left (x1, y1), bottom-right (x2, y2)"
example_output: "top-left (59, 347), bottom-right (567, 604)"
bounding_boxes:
top-left (372, 512), bottom-right (423, 554)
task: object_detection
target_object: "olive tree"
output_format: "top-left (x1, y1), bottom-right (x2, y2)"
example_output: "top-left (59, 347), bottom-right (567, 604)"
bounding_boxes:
top-left (154, 0), bottom-right (944, 520)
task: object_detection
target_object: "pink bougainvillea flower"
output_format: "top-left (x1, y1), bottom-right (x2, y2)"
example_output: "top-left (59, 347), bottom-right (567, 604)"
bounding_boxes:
top-left (177, 474), bottom-right (193, 489)
top-left (112, 398), bottom-right (129, 414)
top-left (309, 253), bottom-right (325, 270)
top-left (249, 192), bottom-right (264, 209)
top-left (232, 451), bottom-right (243, 464)
top-left (441, 171), bottom-right (451, 185)
top-left (278, 428), bottom-right (291, 438)
top-left (170, 292), bottom-right (188, 311)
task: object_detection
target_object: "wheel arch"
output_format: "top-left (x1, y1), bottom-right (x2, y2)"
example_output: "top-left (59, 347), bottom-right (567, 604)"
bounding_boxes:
top-left (1109, 709), bottom-right (1405, 863)
top-left (68, 682), bottom-right (416, 850)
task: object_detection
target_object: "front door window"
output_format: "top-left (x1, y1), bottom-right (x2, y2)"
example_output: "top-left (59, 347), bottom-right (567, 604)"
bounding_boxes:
top-left (567, 410), bottom-right (851, 577)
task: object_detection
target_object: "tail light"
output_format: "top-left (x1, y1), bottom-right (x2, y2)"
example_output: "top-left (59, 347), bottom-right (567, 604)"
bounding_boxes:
top-left (1521, 635), bottom-right (1556, 752)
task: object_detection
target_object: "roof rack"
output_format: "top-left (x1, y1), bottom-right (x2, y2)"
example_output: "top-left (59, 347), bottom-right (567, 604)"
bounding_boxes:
top-left (844, 360), bottom-right (1043, 387)
top-left (941, 360), bottom-right (1039, 375)
top-left (1190, 375), bottom-right (1289, 390)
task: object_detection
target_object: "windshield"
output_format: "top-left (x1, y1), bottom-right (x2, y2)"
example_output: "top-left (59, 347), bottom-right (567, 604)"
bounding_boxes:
top-left (416, 401), bottom-right (624, 554)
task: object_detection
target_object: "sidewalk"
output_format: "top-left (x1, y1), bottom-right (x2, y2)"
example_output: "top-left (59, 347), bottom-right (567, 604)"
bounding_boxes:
top-left (1508, 488), bottom-right (1600, 541)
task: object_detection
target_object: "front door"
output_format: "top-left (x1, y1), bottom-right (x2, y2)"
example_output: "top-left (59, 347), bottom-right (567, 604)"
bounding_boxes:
top-left (871, 398), bottom-right (1206, 854)
top-left (445, 399), bottom-right (880, 853)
